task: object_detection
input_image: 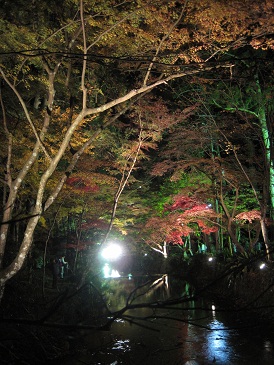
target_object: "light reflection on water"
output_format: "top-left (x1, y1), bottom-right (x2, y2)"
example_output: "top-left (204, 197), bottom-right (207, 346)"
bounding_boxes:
top-left (86, 275), bottom-right (274, 365)
top-left (205, 319), bottom-right (232, 364)
top-left (111, 339), bottom-right (131, 352)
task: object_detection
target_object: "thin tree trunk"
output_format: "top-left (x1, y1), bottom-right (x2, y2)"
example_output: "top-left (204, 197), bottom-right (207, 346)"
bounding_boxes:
top-left (103, 129), bottom-right (143, 245)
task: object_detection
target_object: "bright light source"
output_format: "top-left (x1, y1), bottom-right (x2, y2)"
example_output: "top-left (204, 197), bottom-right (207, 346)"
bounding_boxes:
top-left (101, 243), bottom-right (122, 261)
top-left (259, 263), bottom-right (266, 270)
top-left (103, 263), bottom-right (110, 278)
top-left (208, 257), bottom-right (213, 262)
top-left (103, 263), bottom-right (121, 278)
top-left (110, 269), bottom-right (120, 278)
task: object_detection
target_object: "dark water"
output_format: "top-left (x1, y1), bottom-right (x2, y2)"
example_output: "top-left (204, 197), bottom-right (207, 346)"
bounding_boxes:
top-left (70, 275), bottom-right (274, 365)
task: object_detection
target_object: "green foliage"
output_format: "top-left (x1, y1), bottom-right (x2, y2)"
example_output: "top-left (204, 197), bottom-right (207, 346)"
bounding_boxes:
top-left (148, 174), bottom-right (190, 214)
top-left (148, 170), bottom-right (212, 215)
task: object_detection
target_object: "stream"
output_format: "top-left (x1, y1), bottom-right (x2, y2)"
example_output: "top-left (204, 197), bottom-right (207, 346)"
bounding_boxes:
top-left (66, 274), bottom-right (274, 365)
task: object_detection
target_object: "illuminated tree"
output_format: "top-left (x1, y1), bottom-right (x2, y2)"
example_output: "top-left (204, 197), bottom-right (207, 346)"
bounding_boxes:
top-left (208, 50), bottom-right (274, 254)
top-left (144, 194), bottom-right (218, 257)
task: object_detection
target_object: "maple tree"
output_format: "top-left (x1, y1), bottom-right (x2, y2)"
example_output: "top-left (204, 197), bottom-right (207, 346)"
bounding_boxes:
top-left (144, 193), bottom-right (219, 257)
top-left (0, 0), bottom-right (274, 300)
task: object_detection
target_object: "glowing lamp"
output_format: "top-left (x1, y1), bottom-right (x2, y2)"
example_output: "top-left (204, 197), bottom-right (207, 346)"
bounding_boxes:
top-left (101, 243), bottom-right (122, 261)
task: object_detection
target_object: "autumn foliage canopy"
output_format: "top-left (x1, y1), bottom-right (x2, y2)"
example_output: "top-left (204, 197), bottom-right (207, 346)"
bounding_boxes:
top-left (145, 195), bottom-right (219, 245)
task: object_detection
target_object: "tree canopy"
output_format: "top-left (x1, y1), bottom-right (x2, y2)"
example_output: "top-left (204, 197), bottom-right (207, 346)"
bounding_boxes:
top-left (0, 0), bottom-right (274, 296)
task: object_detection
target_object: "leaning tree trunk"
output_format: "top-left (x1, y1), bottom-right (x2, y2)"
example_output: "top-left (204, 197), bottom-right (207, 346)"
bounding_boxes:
top-left (0, 214), bottom-right (40, 301)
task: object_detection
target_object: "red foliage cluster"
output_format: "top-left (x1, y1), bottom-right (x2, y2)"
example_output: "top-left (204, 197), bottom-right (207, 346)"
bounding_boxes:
top-left (66, 177), bottom-right (99, 193)
top-left (167, 195), bottom-right (196, 211)
top-left (145, 215), bottom-right (187, 246)
top-left (182, 204), bottom-right (211, 216)
top-left (166, 195), bottom-right (216, 218)
top-left (166, 230), bottom-right (184, 245)
top-left (234, 210), bottom-right (261, 223)
top-left (66, 177), bottom-right (82, 185)
top-left (196, 219), bottom-right (218, 234)
top-left (146, 194), bottom-right (219, 246)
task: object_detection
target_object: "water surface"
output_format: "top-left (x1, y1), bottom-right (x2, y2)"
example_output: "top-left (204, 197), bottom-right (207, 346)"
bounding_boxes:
top-left (71, 275), bottom-right (274, 365)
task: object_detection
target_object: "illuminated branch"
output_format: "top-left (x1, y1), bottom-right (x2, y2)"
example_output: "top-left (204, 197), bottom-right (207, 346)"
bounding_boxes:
top-left (0, 68), bottom-right (51, 161)
top-left (143, 1), bottom-right (188, 86)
